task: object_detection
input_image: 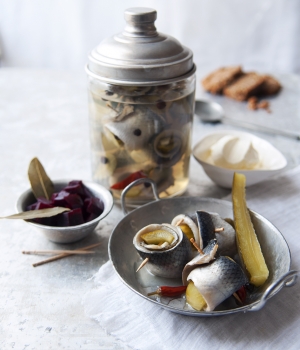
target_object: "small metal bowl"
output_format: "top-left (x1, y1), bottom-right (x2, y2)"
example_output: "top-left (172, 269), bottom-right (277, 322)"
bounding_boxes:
top-left (16, 180), bottom-right (114, 244)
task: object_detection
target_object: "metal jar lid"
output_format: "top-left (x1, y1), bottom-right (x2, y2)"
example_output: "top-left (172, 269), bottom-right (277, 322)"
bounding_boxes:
top-left (86, 7), bottom-right (196, 85)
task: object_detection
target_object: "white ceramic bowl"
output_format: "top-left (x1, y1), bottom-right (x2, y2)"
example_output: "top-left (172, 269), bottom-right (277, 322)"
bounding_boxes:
top-left (193, 130), bottom-right (287, 188)
top-left (16, 180), bottom-right (114, 243)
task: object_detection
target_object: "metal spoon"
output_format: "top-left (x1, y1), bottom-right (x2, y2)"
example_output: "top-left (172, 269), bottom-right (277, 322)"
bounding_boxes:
top-left (195, 100), bottom-right (300, 140)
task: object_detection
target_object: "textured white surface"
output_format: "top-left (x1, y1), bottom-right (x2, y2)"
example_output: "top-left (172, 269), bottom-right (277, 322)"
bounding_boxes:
top-left (0, 69), bottom-right (126, 349)
top-left (0, 69), bottom-right (300, 349)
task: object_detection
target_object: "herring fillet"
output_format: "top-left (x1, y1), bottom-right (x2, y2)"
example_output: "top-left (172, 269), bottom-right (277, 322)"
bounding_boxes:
top-left (195, 211), bottom-right (216, 249)
top-left (182, 239), bottom-right (218, 285)
top-left (187, 256), bottom-right (248, 311)
top-left (209, 212), bottom-right (237, 258)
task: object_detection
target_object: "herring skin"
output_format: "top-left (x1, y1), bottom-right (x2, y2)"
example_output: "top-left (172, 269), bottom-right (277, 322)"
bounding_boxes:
top-left (137, 232), bottom-right (192, 278)
top-left (182, 239), bottom-right (218, 285)
top-left (187, 256), bottom-right (248, 311)
top-left (134, 224), bottom-right (193, 279)
top-left (196, 211), bottom-right (216, 249)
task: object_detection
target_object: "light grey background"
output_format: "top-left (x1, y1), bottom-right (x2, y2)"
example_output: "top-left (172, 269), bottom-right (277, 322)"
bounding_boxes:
top-left (0, 0), bottom-right (300, 77)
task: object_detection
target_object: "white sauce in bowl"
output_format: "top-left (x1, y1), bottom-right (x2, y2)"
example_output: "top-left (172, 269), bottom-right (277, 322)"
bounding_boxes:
top-left (192, 130), bottom-right (287, 188)
top-left (207, 135), bottom-right (261, 170)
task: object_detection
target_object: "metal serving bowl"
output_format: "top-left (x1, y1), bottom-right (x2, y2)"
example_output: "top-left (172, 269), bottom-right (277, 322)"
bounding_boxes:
top-left (109, 178), bottom-right (297, 317)
top-left (16, 180), bottom-right (114, 244)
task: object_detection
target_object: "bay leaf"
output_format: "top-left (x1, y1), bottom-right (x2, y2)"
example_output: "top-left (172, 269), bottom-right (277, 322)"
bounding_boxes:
top-left (0, 207), bottom-right (70, 220)
top-left (28, 157), bottom-right (54, 200)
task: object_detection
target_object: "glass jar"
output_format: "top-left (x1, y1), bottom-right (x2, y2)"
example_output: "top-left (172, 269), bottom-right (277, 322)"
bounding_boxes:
top-left (86, 8), bottom-right (196, 205)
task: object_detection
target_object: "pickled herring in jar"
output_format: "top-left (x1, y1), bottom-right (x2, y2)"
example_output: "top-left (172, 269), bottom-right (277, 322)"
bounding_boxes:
top-left (86, 8), bottom-right (196, 204)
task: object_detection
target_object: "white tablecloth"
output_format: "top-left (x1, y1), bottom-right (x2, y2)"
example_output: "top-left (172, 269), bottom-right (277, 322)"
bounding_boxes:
top-left (1, 68), bottom-right (299, 349)
top-left (83, 166), bottom-right (300, 350)
top-left (0, 69), bottom-right (230, 349)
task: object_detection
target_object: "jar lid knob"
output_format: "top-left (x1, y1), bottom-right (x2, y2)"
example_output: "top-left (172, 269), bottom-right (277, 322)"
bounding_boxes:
top-left (124, 7), bottom-right (158, 37)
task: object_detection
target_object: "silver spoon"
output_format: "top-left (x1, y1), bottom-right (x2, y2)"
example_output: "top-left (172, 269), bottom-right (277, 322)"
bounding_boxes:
top-left (195, 100), bottom-right (300, 140)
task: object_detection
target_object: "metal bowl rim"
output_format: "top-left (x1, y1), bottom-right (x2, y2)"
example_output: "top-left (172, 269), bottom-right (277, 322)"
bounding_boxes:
top-left (108, 196), bottom-right (292, 316)
top-left (16, 179), bottom-right (114, 231)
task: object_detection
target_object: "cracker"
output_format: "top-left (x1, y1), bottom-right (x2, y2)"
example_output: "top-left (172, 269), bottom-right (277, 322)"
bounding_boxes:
top-left (223, 73), bottom-right (265, 101)
top-left (201, 66), bottom-right (242, 94)
top-left (259, 75), bottom-right (281, 96)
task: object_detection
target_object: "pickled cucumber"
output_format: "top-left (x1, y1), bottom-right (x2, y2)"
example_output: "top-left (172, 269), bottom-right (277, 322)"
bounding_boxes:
top-left (141, 230), bottom-right (175, 245)
top-left (232, 172), bottom-right (269, 287)
top-left (186, 281), bottom-right (207, 311)
top-left (179, 224), bottom-right (194, 241)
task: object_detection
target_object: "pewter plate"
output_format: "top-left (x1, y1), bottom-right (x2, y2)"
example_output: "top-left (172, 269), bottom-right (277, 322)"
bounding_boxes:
top-left (108, 197), bottom-right (292, 316)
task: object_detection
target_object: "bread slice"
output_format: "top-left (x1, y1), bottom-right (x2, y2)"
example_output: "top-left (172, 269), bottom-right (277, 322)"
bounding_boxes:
top-left (259, 75), bottom-right (281, 96)
top-left (201, 66), bottom-right (242, 94)
top-left (223, 73), bottom-right (265, 101)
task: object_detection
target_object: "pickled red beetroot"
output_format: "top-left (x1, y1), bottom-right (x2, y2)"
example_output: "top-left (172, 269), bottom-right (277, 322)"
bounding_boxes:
top-left (27, 202), bottom-right (38, 211)
top-left (56, 208), bottom-right (84, 227)
top-left (64, 180), bottom-right (85, 197)
top-left (27, 198), bottom-right (55, 225)
top-left (51, 190), bottom-right (69, 207)
top-left (52, 191), bottom-right (83, 209)
top-left (27, 198), bottom-right (54, 211)
top-left (83, 185), bottom-right (95, 200)
top-left (64, 193), bottom-right (83, 209)
top-left (28, 180), bottom-right (104, 227)
top-left (32, 217), bottom-right (53, 226)
top-left (84, 197), bottom-right (104, 216)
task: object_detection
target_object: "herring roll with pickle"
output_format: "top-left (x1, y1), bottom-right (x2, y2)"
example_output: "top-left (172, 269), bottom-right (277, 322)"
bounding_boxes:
top-left (133, 223), bottom-right (193, 278)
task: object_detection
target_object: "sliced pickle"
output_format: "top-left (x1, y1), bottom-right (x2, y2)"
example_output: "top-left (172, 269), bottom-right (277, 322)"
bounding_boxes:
top-left (232, 172), bottom-right (269, 287)
top-left (179, 224), bottom-right (196, 250)
top-left (186, 281), bottom-right (207, 311)
top-left (179, 224), bottom-right (194, 240)
top-left (141, 230), bottom-right (175, 245)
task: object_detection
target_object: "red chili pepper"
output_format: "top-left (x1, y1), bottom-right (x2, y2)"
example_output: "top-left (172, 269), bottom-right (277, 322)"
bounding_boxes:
top-left (110, 171), bottom-right (147, 190)
top-left (148, 285), bottom-right (187, 298)
top-left (236, 285), bottom-right (247, 304)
